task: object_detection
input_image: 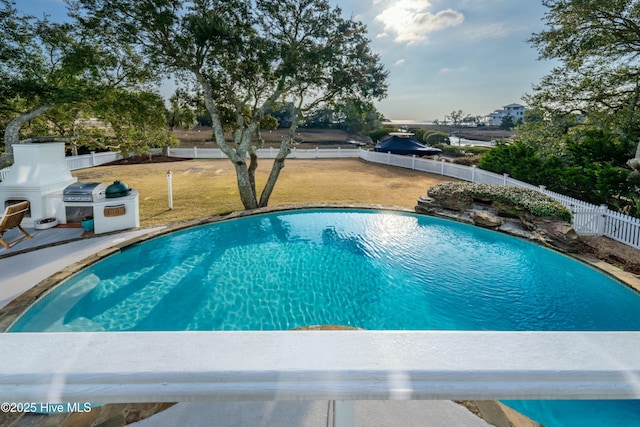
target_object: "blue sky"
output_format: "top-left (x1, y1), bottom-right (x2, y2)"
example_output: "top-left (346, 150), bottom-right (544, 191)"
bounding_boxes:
top-left (335, 0), bottom-right (556, 121)
top-left (30, 0), bottom-right (555, 121)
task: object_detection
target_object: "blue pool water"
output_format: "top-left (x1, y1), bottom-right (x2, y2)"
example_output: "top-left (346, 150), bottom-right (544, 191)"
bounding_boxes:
top-left (8, 209), bottom-right (640, 425)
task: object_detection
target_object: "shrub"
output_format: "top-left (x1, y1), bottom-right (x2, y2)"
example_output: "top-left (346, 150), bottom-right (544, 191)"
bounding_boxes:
top-left (435, 144), bottom-right (465, 157)
top-left (452, 155), bottom-right (481, 166)
top-left (408, 128), bottom-right (425, 141)
top-left (435, 144), bottom-right (487, 158)
top-left (425, 132), bottom-right (450, 145)
top-left (368, 128), bottom-right (391, 142)
top-left (463, 146), bottom-right (491, 155)
top-left (478, 136), bottom-right (636, 213)
top-left (428, 181), bottom-right (572, 221)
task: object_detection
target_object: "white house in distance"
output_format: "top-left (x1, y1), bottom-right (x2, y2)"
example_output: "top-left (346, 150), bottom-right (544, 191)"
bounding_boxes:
top-left (485, 103), bottom-right (526, 126)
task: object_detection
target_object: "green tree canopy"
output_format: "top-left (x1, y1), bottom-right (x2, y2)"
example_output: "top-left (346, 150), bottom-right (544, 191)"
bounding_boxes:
top-left (527, 0), bottom-right (640, 147)
top-left (92, 90), bottom-right (175, 158)
top-left (305, 100), bottom-right (384, 134)
top-left (72, 0), bottom-right (388, 209)
top-left (479, 126), bottom-right (635, 213)
top-left (0, 0), bottom-right (160, 166)
top-left (524, 0), bottom-right (640, 198)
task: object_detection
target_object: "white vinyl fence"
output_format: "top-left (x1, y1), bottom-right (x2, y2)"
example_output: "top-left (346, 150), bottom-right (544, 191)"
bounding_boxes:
top-left (0, 151), bottom-right (121, 179)
top-left (163, 146), bottom-right (361, 159)
top-left (63, 151), bottom-right (122, 170)
top-left (2, 147), bottom-right (639, 249)
top-left (359, 150), bottom-right (640, 249)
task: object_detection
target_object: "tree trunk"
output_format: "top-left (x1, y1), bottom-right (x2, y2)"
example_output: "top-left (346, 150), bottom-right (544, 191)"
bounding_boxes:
top-left (194, 71), bottom-right (292, 210)
top-left (0, 104), bottom-right (54, 168)
top-left (195, 75), bottom-right (259, 209)
top-left (234, 161), bottom-right (259, 209)
top-left (628, 139), bottom-right (640, 186)
top-left (258, 122), bottom-right (297, 207)
top-left (164, 115), bottom-right (176, 156)
top-left (248, 149), bottom-right (258, 197)
top-left (196, 75), bottom-right (286, 210)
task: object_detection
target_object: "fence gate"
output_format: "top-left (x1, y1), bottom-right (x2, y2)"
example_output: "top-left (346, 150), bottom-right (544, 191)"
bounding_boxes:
top-left (571, 206), bottom-right (607, 236)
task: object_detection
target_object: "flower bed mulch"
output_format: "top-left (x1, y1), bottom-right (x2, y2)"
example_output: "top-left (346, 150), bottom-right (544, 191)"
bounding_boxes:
top-left (101, 155), bottom-right (191, 166)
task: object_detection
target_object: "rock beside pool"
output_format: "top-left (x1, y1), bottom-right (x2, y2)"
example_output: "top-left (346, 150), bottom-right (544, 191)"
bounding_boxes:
top-left (536, 220), bottom-right (579, 253)
top-left (416, 182), bottom-right (579, 253)
top-left (470, 210), bottom-right (503, 229)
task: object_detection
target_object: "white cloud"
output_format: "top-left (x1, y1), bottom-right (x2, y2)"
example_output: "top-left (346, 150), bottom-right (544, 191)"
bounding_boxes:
top-left (463, 23), bottom-right (515, 41)
top-left (438, 66), bottom-right (469, 74)
top-left (375, 0), bottom-right (464, 44)
top-left (394, 59), bottom-right (406, 66)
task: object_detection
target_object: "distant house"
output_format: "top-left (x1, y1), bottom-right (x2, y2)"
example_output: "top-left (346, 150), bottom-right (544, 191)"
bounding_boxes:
top-left (485, 103), bottom-right (526, 126)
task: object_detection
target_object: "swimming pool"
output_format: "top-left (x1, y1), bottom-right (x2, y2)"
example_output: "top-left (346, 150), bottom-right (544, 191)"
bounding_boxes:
top-left (7, 208), bottom-right (640, 425)
top-left (10, 208), bottom-right (640, 332)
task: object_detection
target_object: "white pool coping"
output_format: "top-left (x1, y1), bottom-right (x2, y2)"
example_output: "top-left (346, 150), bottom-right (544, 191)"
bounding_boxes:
top-left (1, 331), bottom-right (639, 403)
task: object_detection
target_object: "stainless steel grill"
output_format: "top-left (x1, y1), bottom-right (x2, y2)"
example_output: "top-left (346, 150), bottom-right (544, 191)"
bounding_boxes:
top-left (62, 182), bottom-right (106, 202)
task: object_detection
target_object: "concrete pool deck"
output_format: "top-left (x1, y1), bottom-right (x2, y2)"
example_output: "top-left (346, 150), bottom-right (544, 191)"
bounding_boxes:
top-left (0, 226), bottom-right (167, 310)
top-left (129, 400), bottom-right (504, 427)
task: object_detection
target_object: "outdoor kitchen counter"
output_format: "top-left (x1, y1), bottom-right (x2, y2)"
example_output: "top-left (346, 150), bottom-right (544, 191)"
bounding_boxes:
top-left (92, 190), bottom-right (140, 234)
top-left (66, 190), bottom-right (140, 234)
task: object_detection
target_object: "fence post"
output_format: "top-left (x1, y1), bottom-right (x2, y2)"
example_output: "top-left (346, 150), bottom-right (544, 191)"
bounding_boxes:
top-left (471, 165), bottom-right (476, 183)
top-left (387, 151), bottom-right (391, 165)
top-left (503, 173), bottom-right (509, 186)
top-left (598, 204), bottom-right (608, 236)
top-left (193, 146), bottom-right (198, 158)
top-left (0, 166), bottom-right (11, 181)
top-left (440, 159), bottom-right (445, 175)
top-left (90, 151), bottom-right (96, 167)
top-left (412, 155), bottom-right (416, 170)
top-left (167, 170), bottom-right (173, 210)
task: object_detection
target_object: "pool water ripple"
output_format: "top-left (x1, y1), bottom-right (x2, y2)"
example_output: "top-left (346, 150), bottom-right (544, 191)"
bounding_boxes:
top-left (11, 209), bottom-right (640, 333)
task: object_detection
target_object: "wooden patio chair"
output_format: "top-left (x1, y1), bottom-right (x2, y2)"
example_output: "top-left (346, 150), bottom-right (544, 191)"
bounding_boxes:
top-left (0, 201), bottom-right (32, 249)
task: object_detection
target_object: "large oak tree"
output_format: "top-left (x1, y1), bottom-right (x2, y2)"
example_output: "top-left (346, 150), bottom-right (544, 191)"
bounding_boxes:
top-left (72, 0), bottom-right (388, 209)
top-left (527, 0), bottom-right (640, 183)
